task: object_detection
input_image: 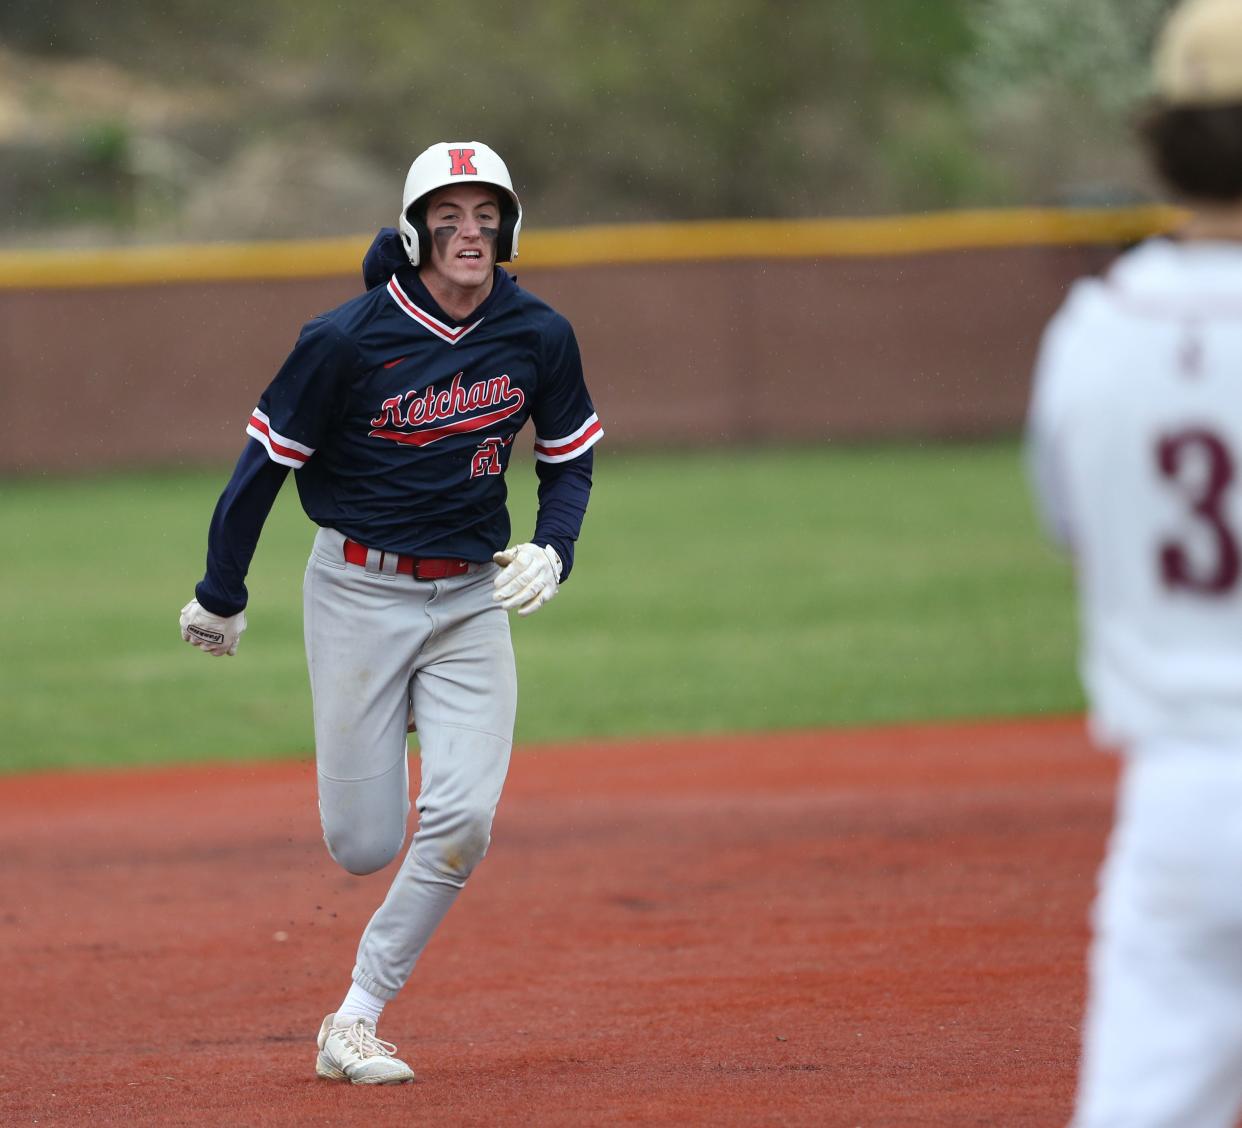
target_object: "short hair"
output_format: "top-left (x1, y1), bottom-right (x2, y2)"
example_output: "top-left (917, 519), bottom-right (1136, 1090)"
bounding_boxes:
top-left (1139, 101), bottom-right (1242, 203)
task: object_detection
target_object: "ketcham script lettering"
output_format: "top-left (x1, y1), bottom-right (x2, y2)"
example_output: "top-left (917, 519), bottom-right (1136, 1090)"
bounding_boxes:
top-left (369, 371), bottom-right (525, 448)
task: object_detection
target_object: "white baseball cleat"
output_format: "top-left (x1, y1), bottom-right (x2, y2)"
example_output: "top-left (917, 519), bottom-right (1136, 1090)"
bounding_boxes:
top-left (315, 1013), bottom-right (416, 1085)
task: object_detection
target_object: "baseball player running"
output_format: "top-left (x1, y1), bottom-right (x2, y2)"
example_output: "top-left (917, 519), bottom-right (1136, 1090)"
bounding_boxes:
top-left (178, 141), bottom-right (601, 1084)
top-left (1027, 3), bottom-right (1242, 1124)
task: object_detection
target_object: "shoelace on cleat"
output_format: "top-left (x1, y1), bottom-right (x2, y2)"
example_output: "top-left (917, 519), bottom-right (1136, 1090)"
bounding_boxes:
top-left (337, 1019), bottom-right (400, 1061)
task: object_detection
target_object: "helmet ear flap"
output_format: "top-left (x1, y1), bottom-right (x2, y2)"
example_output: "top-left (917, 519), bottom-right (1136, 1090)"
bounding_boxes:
top-left (495, 201), bottom-right (518, 263)
top-left (403, 202), bottom-right (433, 266)
top-left (397, 204), bottom-right (424, 266)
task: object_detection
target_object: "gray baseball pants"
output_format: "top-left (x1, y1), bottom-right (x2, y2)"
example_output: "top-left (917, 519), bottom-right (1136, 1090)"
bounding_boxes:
top-left (303, 526), bottom-right (517, 1000)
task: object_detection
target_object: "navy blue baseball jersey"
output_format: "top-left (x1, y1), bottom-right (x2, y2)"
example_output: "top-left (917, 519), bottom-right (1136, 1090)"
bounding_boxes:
top-left (194, 231), bottom-right (600, 617)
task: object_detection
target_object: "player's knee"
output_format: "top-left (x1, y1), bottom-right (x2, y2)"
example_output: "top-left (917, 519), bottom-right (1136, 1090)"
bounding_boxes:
top-left (323, 823), bottom-right (404, 876)
top-left (421, 805), bottom-right (495, 881)
top-left (318, 782), bottom-right (409, 875)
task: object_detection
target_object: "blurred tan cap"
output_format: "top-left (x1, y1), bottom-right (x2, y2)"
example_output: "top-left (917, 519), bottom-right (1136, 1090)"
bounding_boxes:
top-left (1156, 0), bottom-right (1242, 105)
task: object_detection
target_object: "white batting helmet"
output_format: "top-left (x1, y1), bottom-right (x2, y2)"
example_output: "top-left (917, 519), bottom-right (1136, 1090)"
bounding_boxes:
top-left (398, 141), bottom-right (523, 266)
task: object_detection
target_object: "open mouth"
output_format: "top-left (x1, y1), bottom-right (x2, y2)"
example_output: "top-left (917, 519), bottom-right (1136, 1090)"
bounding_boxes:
top-left (458, 250), bottom-right (482, 260)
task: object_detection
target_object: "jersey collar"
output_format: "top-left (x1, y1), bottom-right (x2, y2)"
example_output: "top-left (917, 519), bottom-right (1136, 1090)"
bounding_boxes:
top-left (387, 266), bottom-right (515, 345)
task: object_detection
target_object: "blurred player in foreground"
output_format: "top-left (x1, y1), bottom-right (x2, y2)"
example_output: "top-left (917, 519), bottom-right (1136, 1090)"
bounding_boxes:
top-left (1027, 1), bottom-right (1242, 1124)
top-left (178, 141), bottom-right (601, 1083)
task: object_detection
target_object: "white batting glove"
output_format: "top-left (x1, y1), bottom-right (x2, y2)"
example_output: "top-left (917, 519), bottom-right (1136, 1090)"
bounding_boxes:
top-left (492, 543), bottom-right (563, 617)
top-left (179, 599), bottom-right (247, 657)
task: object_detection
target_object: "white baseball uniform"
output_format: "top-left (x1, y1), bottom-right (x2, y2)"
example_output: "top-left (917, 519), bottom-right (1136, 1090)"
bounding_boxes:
top-left (1028, 236), bottom-right (1242, 1128)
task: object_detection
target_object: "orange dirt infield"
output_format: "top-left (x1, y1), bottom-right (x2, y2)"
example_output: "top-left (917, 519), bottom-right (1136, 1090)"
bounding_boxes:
top-left (0, 716), bottom-right (1117, 1127)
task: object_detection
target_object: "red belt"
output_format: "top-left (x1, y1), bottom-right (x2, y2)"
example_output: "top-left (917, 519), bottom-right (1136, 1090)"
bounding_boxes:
top-left (342, 539), bottom-right (471, 580)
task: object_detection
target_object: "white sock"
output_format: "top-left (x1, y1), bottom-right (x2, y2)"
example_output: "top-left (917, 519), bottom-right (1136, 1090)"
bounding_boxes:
top-left (336, 981), bottom-right (386, 1027)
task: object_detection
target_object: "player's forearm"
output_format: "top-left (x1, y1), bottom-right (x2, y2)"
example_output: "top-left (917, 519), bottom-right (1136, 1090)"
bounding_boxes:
top-left (195, 441), bottom-right (290, 615)
top-left (532, 451), bottom-right (593, 581)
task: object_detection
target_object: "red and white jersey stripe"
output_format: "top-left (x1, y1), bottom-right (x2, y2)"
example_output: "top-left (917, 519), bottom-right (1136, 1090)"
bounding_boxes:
top-left (387, 276), bottom-right (484, 345)
top-left (247, 407), bottom-right (314, 468)
top-left (534, 412), bottom-right (603, 464)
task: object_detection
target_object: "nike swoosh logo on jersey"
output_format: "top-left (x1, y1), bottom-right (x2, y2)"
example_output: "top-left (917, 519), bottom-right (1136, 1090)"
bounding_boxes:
top-left (383, 356), bottom-right (408, 369)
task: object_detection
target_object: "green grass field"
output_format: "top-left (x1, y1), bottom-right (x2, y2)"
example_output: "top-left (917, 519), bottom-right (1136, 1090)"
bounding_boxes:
top-left (0, 442), bottom-right (1081, 773)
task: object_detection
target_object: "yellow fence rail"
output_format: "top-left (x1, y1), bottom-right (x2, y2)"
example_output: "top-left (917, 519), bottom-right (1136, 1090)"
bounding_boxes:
top-left (0, 205), bottom-right (1186, 290)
